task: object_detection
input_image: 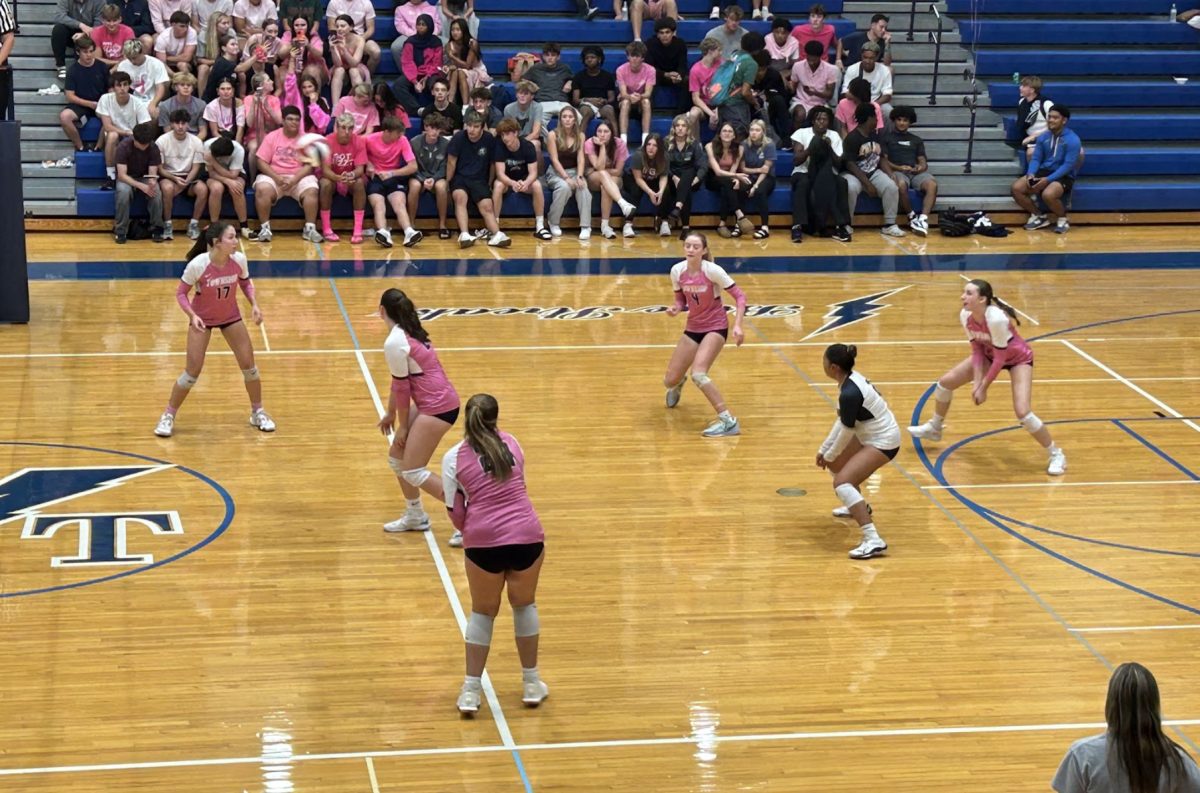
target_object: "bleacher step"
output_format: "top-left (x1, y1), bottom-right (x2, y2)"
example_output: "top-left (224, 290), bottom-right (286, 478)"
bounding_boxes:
top-left (23, 199), bottom-right (78, 217)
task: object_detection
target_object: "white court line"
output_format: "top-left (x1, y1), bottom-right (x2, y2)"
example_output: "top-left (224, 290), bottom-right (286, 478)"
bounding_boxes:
top-left (5, 719), bottom-right (1200, 777)
top-left (922, 479), bottom-right (1200, 491)
top-left (1070, 625), bottom-right (1200, 634)
top-left (259, 322), bottom-right (271, 352)
top-left (1058, 340), bottom-right (1200, 435)
top-left (365, 757), bottom-right (380, 793)
top-left (814, 376), bottom-right (1200, 388)
top-left (959, 273), bottom-right (1041, 325)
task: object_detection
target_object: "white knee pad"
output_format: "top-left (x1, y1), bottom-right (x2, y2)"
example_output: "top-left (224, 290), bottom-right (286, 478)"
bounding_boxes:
top-left (401, 467), bottom-right (432, 486)
top-left (176, 372), bottom-right (198, 389)
top-left (934, 383), bottom-right (954, 404)
top-left (388, 457), bottom-right (405, 476)
top-left (1019, 412), bottom-right (1043, 434)
top-left (835, 483), bottom-right (865, 510)
top-left (512, 603), bottom-right (539, 638)
top-left (241, 366), bottom-right (259, 382)
top-left (465, 612), bottom-right (494, 646)
top-left (691, 372), bottom-right (712, 389)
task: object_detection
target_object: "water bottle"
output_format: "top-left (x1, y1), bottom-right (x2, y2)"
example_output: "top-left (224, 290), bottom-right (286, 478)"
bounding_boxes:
top-left (622, 0), bottom-right (629, 18)
top-left (1170, 3), bottom-right (1177, 21)
top-left (1012, 71), bottom-right (1020, 84)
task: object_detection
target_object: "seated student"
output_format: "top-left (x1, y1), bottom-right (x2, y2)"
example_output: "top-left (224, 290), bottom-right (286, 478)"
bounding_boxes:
top-left (664, 112), bottom-right (707, 239)
top-left (789, 104), bottom-right (850, 242)
top-left (543, 104), bottom-right (592, 240)
top-left (278, 16), bottom-right (328, 97)
top-left (686, 36), bottom-right (723, 138)
top-left (881, 105), bottom-right (934, 236)
top-left (242, 71), bottom-right (281, 175)
top-left (524, 42), bottom-right (575, 118)
top-left (317, 112), bottom-right (367, 242)
top-left (325, 0), bottom-right (380, 74)
top-left (791, 38), bottom-right (837, 130)
top-left (791, 3), bottom-right (842, 70)
top-left (235, 17), bottom-right (279, 94)
top-left (289, 72), bottom-right (331, 133)
top-left (232, 0), bottom-right (277, 40)
top-left (573, 45), bottom-right (618, 131)
top-left (705, 120), bottom-right (752, 238)
top-left (202, 33), bottom-right (240, 102)
top-left (1015, 75), bottom-right (1053, 162)
top-left (419, 76), bottom-right (463, 131)
top-left (447, 109), bottom-right (509, 247)
top-left (584, 120), bottom-right (636, 240)
top-left (443, 17), bottom-right (489, 107)
top-left (203, 132), bottom-right (249, 228)
top-left (364, 115), bottom-right (422, 247)
top-left (616, 40), bottom-right (655, 146)
top-left (154, 10), bottom-right (197, 75)
top-left (92, 3), bottom-right (136, 67)
top-left (390, 0), bottom-right (439, 65)
top-left (835, 77), bottom-right (881, 138)
top-left (329, 13), bottom-right (368, 105)
top-left (50, 0), bottom-right (103, 81)
top-left (204, 75), bottom-right (245, 140)
top-left (113, 121), bottom-right (166, 243)
top-left (764, 17), bottom-right (799, 81)
top-left (118, 39), bottom-right (170, 116)
top-left (492, 118), bottom-right (549, 240)
top-left (1012, 104), bottom-right (1080, 235)
top-left (97, 70), bottom-right (152, 187)
top-left (645, 18), bottom-right (689, 114)
top-left (333, 82), bottom-right (379, 134)
top-left (750, 50), bottom-right (788, 144)
top-left (628, 0), bottom-right (678, 43)
top-left (840, 42), bottom-right (892, 123)
top-left (393, 13), bottom-right (443, 114)
top-left (624, 131), bottom-right (668, 236)
top-left (705, 4), bottom-right (748, 60)
top-left (467, 85), bottom-right (501, 131)
top-left (840, 13), bottom-right (892, 69)
top-left (408, 111), bottom-right (451, 238)
top-left (197, 12), bottom-right (233, 97)
top-left (841, 102), bottom-right (904, 237)
top-left (740, 119), bottom-right (776, 238)
top-left (156, 108), bottom-right (208, 239)
top-left (158, 71), bottom-right (207, 137)
top-left (251, 104), bottom-right (323, 242)
top-left (716, 30), bottom-right (763, 139)
top-left (502, 80), bottom-right (544, 160)
top-left (371, 81), bottom-right (412, 133)
top-left (437, 0), bottom-right (477, 42)
top-left (61, 37), bottom-right (111, 154)
top-left (193, 0), bottom-right (233, 49)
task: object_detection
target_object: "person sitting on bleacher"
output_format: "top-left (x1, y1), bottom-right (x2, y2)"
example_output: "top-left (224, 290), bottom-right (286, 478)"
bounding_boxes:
top-left (114, 0), bottom-right (156, 53)
top-left (765, 17), bottom-right (798, 82)
top-left (492, 118), bottom-right (550, 240)
top-left (202, 32), bottom-right (239, 98)
top-left (251, 104), bottom-right (322, 242)
top-left (61, 37), bottom-right (111, 154)
top-left (686, 36), bottom-right (723, 137)
top-left (443, 18), bottom-right (489, 107)
top-left (706, 4), bottom-right (749, 60)
top-left (333, 82), bottom-right (379, 133)
top-left (296, 72), bottom-right (331, 131)
top-left (616, 41), bottom-right (655, 146)
top-left (317, 112), bottom-right (367, 241)
top-left (231, 0), bottom-right (276, 41)
top-left (119, 39), bottom-right (170, 116)
top-left (751, 49), bottom-right (789, 144)
top-left (156, 107), bottom-right (208, 239)
top-left (573, 45), bottom-right (618, 132)
top-left (740, 118), bottom-right (776, 238)
top-left (448, 109), bottom-right (509, 247)
top-left (840, 41), bottom-right (891, 124)
top-left (705, 120), bottom-right (752, 238)
top-left (437, 0), bottom-right (478, 43)
top-left (665, 112), bottom-right (707, 238)
top-left (329, 14), bottom-right (370, 105)
top-left (371, 81), bottom-right (410, 132)
top-left (789, 104), bottom-right (848, 243)
top-left (364, 115), bottom-right (422, 247)
top-left (154, 10), bottom-right (197, 76)
top-left (392, 14), bottom-right (444, 114)
top-left (242, 72), bottom-right (281, 175)
top-left (834, 76), bottom-right (880, 138)
top-left (790, 38), bottom-right (836, 131)
top-left (1011, 104), bottom-right (1080, 235)
top-left (841, 102), bottom-right (904, 237)
top-left (1015, 75), bottom-right (1053, 162)
top-left (325, 0), bottom-right (379, 73)
top-left (881, 105), bottom-right (934, 236)
top-left (280, 16), bottom-right (329, 97)
top-left (197, 12), bottom-right (232, 96)
top-left (390, 0), bottom-right (440, 71)
top-left (52, 0), bottom-right (105, 81)
top-left (503, 80), bottom-right (544, 160)
top-left (113, 121), bottom-right (166, 242)
top-left (574, 0), bottom-right (600, 22)
top-left (585, 120), bottom-right (636, 239)
top-left (239, 18), bottom-right (282, 93)
top-left (420, 76), bottom-right (463, 129)
top-left (149, 0), bottom-right (192, 36)
top-left (645, 18), bottom-right (689, 114)
top-left (203, 133), bottom-right (248, 229)
top-left (840, 13), bottom-right (891, 69)
top-left (524, 42), bottom-right (575, 119)
top-left (628, 0), bottom-right (678, 44)
top-left (714, 31), bottom-right (763, 139)
top-left (791, 3), bottom-right (842, 72)
top-left (409, 111), bottom-right (451, 238)
top-left (98, 70), bottom-right (152, 187)
top-left (92, 4), bottom-right (136, 68)
top-left (625, 131), bottom-right (668, 236)
top-left (468, 86), bottom-right (501, 131)
top-left (158, 71), bottom-right (207, 137)
top-left (193, 0), bottom-right (233, 50)
top-left (544, 104), bottom-right (592, 239)
top-left (203, 74), bottom-right (244, 139)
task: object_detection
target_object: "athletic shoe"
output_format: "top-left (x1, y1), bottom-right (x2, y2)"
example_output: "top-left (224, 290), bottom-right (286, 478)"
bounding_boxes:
top-left (403, 227), bottom-right (423, 247)
top-left (619, 199), bottom-right (637, 220)
top-left (831, 226), bottom-right (851, 243)
top-left (301, 223), bottom-right (324, 243)
top-left (114, 233), bottom-right (127, 244)
top-left (910, 215), bottom-right (929, 236)
top-left (187, 219), bottom-right (201, 240)
top-left (154, 412), bottom-right (174, 437)
top-left (474, 227), bottom-right (490, 240)
top-left (487, 230), bottom-right (512, 247)
top-left (833, 504), bottom-right (872, 518)
top-left (752, 7), bottom-right (762, 17)
top-left (849, 537), bottom-right (888, 560)
top-left (251, 223), bottom-right (272, 242)
top-left (324, 229), bottom-right (340, 242)
top-left (601, 223), bottom-right (617, 239)
top-left (710, 5), bottom-right (720, 18)
top-left (659, 221), bottom-right (671, 236)
top-left (448, 529), bottom-right (463, 547)
top-left (457, 685), bottom-right (481, 714)
top-left (584, 5), bottom-right (600, 20)
top-left (1047, 448), bottom-right (1067, 476)
top-left (159, 225), bottom-right (174, 241)
top-left (880, 224), bottom-right (906, 237)
top-left (678, 225), bottom-right (691, 241)
top-left (764, 10), bottom-right (774, 19)
top-left (701, 416), bottom-right (740, 437)
top-left (438, 228), bottom-right (451, 239)
top-left (1023, 214), bottom-right (1047, 231)
top-left (622, 222), bottom-right (636, 238)
top-left (522, 679), bottom-right (550, 706)
top-left (579, 227), bottom-right (592, 240)
top-left (249, 409), bottom-right (276, 432)
top-left (550, 225), bottom-right (563, 238)
top-left (791, 225), bottom-right (804, 243)
top-left (1054, 219), bottom-right (1070, 234)
top-left (241, 226), bottom-right (253, 239)
top-left (384, 512), bottom-right (431, 532)
top-left (458, 231), bottom-right (475, 249)
top-left (665, 382), bottom-right (683, 408)
top-left (907, 421), bottom-right (942, 441)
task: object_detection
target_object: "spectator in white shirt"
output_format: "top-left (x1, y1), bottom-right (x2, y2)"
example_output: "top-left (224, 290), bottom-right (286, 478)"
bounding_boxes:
top-left (97, 69), bottom-right (152, 184)
top-left (840, 40), bottom-right (892, 123)
top-left (154, 10), bottom-right (198, 74)
top-left (118, 38), bottom-right (170, 115)
top-left (156, 108), bottom-right (209, 239)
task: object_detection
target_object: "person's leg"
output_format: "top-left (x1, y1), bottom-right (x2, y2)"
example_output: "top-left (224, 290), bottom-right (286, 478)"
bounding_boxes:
top-left (434, 179), bottom-right (449, 232)
top-left (59, 108), bottom-right (85, 149)
top-left (319, 178), bottom-right (336, 237)
top-left (871, 169), bottom-right (898, 226)
top-left (618, 97), bottom-right (631, 138)
top-left (161, 324), bottom-right (212, 420)
top-left (842, 172), bottom-right (862, 227)
top-left (406, 177), bottom-right (423, 228)
top-left (160, 178), bottom-right (179, 227)
top-left (460, 557), bottom-right (506, 699)
top-left (478, 197), bottom-right (500, 235)
top-left (527, 180), bottom-right (546, 222)
top-left (909, 357), bottom-right (973, 438)
top-left (1041, 181), bottom-right (1065, 219)
top-left (504, 550), bottom-right (546, 695)
top-left (207, 178), bottom-right (225, 222)
top-left (1009, 363), bottom-right (1058, 452)
top-left (663, 334), bottom-right (699, 396)
top-left (790, 171), bottom-right (810, 235)
top-left (690, 332), bottom-right (730, 414)
top-left (828, 442), bottom-right (892, 556)
top-left (188, 181), bottom-right (208, 221)
top-left (491, 179), bottom-right (507, 224)
top-left (221, 320), bottom-right (265, 410)
top-left (388, 189), bottom-right (414, 232)
top-left (364, 40), bottom-right (381, 74)
top-left (1010, 175), bottom-right (1038, 215)
top-left (920, 175), bottom-right (938, 216)
top-left (330, 67), bottom-right (345, 106)
top-left (227, 177), bottom-right (248, 225)
top-left (254, 182), bottom-right (277, 230)
top-left (590, 170), bottom-right (613, 225)
top-left (51, 24), bottom-right (74, 68)
top-left (894, 174), bottom-right (913, 215)
top-left (368, 192), bottom-right (387, 232)
top-left (630, 0), bottom-right (645, 38)
top-left (545, 171), bottom-right (569, 228)
top-left (299, 187), bottom-right (318, 225)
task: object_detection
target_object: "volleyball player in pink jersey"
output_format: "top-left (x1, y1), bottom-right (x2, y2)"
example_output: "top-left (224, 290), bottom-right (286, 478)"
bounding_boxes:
top-left (664, 231), bottom-right (747, 437)
top-left (154, 222), bottom-right (275, 437)
top-left (378, 288), bottom-right (463, 544)
top-left (407, 393), bottom-right (548, 714)
top-left (909, 278), bottom-right (1066, 475)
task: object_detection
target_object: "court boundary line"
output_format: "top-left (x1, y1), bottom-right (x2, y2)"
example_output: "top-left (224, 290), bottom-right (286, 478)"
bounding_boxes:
top-left (365, 757), bottom-right (380, 793)
top-left (921, 479), bottom-right (1200, 490)
top-left (1071, 625), bottom-right (1200, 633)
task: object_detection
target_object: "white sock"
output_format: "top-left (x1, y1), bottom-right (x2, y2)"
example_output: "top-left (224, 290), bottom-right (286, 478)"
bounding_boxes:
top-left (535, 216), bottom-right (544, 230)
top-left (930, 414), bottom-right (945, 429)
top-left (717, 409), bottom-right (733, 422)
top-left (1048, 443), bottom-right (1061, 455)
top-left (406, 498), bottom-right (422, 512)
top-left (522, 666), bottom-right (540, 683)
top-left (861, 522), bottom-right (881, 542)
top-left (464, 675), bottom-right (482, 690)
top-left (600, 220), bottom-right (612, 231)
top-left (106, 166), bottom-right (115, 179)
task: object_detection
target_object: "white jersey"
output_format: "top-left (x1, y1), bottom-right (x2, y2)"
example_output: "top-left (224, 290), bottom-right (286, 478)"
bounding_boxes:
top-left (820, 371), bottom-right (901, 461)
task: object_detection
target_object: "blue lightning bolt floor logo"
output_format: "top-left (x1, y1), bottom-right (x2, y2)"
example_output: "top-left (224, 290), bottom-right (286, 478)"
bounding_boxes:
top-left (802, 286), bottom-right (912, 340)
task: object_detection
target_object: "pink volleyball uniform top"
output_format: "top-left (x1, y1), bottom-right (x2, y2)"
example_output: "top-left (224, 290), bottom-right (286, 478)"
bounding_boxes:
top-left (177, 251), bottom-right (253, 326)
top-left (670, 260), bottom-right (747, 334)
top-left (440, 432), bottom-right (544, 548)
top-left (384, 325), bottom-right (460, 415)
top-left (961, 305), bottom-right (1034, 387)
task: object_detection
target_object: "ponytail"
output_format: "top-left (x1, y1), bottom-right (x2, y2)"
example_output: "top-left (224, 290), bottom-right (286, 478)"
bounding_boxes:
top-left (464, 393), bottom-right (514, 481)
top-left (825, 342), bottom-right (857, 373)
top-left (968, 278), bottom-right (1019, 325)
top-left (379, 287), bottom-right (430, 344)
top-left (184, 221), bottom-right (231, 262)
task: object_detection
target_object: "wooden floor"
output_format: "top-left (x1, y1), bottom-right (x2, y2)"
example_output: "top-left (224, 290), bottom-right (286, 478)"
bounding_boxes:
top-left (2, 226), bottom-right (1199, 792)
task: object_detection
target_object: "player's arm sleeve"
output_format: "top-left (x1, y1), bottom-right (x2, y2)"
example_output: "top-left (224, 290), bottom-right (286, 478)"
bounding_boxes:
top-left (670, 264), bottom-right (686, 310)
top-left (234, 253), bottom-right (256, 300)
top-left (176, 280), bottom-right (194, 314)
top-left (177, 258), bottom-right (203, 313)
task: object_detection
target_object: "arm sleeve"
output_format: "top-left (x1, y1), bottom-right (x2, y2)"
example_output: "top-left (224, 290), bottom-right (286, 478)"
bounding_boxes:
top-left (818, 417), bottom-right (845, 459)
top-left (175, 280), bottom-right (194, 313)
top-left (1046, 133), bottom-right (1081, 183)
top-left (726, 284), bottom-right (747, 313)
top-left (237, 277), bottom-right (256, 301)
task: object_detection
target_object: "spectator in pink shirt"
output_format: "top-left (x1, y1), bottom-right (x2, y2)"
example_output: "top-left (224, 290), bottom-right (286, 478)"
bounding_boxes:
top-left (791, 3), bottom-right (842, 69)
top-left (686, 36), bottom-right (722, 138)
top-left (616, 40), bottom-right (655, 146)
top-left (92, 4), bottom-right (137, 66)
top-left (835, 76), bottom-right (881, 138)
top-left (333, 82), bottom-right (380, 133)
top-left (250, 104), bottom-right (322, 242)
top-left (764, 16), bottom-right (799, 81)
top-left (790, 39), bottom-right (837, 129)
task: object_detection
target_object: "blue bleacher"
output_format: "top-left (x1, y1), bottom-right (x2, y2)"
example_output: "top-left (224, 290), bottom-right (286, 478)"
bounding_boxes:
top-left (1001, 114), bottom-right (1200, 141)
top-left (371, 17), bottom-right (854, 44)
top-left (366, 0), bottom-right (842, 13)
top-left (959, 20), bottom-right (1200, 45)
top-left (946, 0), bottom-right (1169, 13)
top-left (989, 82), bottom-right (1200, 108)
top-left (975, 50), bottom-right (1200, 76)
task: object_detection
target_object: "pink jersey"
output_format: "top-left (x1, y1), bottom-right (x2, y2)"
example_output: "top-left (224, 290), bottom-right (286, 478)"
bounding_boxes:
top-left (384, 325), bottom-right (460, 415)
top-left (178, 251), bottom-right (252, 326)
top-left (441, 432), bottom-right (544, 549)
top-left (324, 131), bottom-right (367, 176)
top-left (670, 260), bottom-right (745, 334)
top-left (962, 305), bottom-right (1034, 386)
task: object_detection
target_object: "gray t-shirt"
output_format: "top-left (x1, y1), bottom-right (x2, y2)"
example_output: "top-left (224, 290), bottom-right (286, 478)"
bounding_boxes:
top-left (523, 62), bottom-right (574, 103)
top-left (503, 100), bottom-right (544, 138)
top-left (705, 23), bottom-right (749, 60)
top-left (413, 134), bottom-right (449, 180)
top-left (742, 140), bottom-right (776, 170)
top-left (1053, 734), bottom-right (1200, 793)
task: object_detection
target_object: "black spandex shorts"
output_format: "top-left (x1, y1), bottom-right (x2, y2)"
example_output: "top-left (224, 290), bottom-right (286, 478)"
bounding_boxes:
top-left (985, 356), bottom-right (1034, 372)
top-left (879, 446), bottom-right (899, 460)
top-left (465, 542), bottom-right (544, 574)
top-left (684, 328), bottom-right (728, 345)
top-left (430, 406), bottom-right (460, 425)
top-left (207, 318), bottom-right (243, 330)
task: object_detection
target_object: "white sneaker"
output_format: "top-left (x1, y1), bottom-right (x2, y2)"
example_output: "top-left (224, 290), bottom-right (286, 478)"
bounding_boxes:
top-left (665, 382), bottom-right (683, 408)
top-left (487, 230), bottom-right (512, 247)
top-left (910, 215), bottom-right (929, 236)
top-left (710, 5), bottom-right (720, 17)
top-left (550, 224), bottom-right (563, 237)
top-left (752, 7), bottom-right (762, 18)
top-left (252, 223), bottom-right (272, 242)
top-left (384, 512), bottom-right (431, 532)
top-left (522, 679), bottom-right (550, 706)
top-left (880, 224), bottom-right (906, 237)
top-left (701, 416), bottom-right (740, 437)
top-left (601, 223), bottom-right (617, 239)
top-left (403, 227), bottom-right (423, 247)
top-left (375, 228), bottom-right (394, 247)
top-left (622, 222), bottom-right (636, 238)
top-left (457, 685), bottom-right (482, 714)
top-left (448, 529), bottom-right (463, 547)
top-left (907, 421), bottom-right (942, 442)
top-left (579, 227), bottom-right (591, 240)
top-left (659, 221), bottom-right (671, 236)
top-left (458, 231), bottom-right (475, 249)
top-left (302, 223), bottom-right (324, 243)
top-left (249, 409), bottom-right (276, 432)
top-left (474, 227), bottom-right (490, 240)
top-left (154, 412), bottom-right (174, 437)
top-left (1047, 448), bottom-right (1067, 476)
top-left (849, 536), bottom-right (888, 559)
top-left (619, 199), bottom-right (637, 219)
top-left (187, 219), bottom-right (201, 239)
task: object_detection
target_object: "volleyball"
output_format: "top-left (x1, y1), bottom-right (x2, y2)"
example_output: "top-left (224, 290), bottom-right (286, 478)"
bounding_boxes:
top-left (297, 133), bottom-right (330, 170)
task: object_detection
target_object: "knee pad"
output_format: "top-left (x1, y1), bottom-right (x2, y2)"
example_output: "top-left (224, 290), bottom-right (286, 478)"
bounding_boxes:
top-left (176, 372), bottom-right (198, 389)
top-left (241, 366), bottom-right (259, 382)
top-left (1019, 412), bottom-right (1043, 434)
top-left (401, 467), bottom-right (432, 486)
top-left (512, 603), bottom-right (539, 638)
top-left (691, 372), bottom-right (712, 389)
top-left (465, 612), bottom-right (494, 646)
top-left (934, 383), bottom-right (954, 404)
top-left (388, 457), bottom-right (405, 476)
top-left (835, 483), bottom-right (865, 510)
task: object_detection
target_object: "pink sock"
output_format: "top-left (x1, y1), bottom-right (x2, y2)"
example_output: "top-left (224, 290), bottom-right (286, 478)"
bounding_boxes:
top-left (165, 406), bottom-right (178, 416)
top-left (320, 210), bottom-right (333, 235)
top-left (352, 210), bottom-right (364, 236)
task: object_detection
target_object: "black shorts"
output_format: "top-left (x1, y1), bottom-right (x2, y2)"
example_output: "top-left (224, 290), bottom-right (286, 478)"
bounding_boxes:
top-left (878, 446), bottom-right (899, 460)
top-left (1035, 168), bottom-right (1074, 197)
top-left (684, 328), bottom-right (728, 345)
top-left (65, 103), bottom-right (93, 126)
top-left (208, 317), bottom-right (243, 330)
top-left (465, 542), bottom-right (544, 574)
top-left (429, 406), bottom-right (460, 425)
top-left (367, 175), bottom-right (406, 197)
top-left (985, 357), bottom-right (1034, 372)
top-left (451, 176), bottom-right (490, 205)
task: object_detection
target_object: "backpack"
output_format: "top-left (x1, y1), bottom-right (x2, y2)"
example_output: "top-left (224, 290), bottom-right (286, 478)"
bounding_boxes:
top-left (706, 54), bottom-right (749, 107)
top-left (937, 208), bottom-right (973, 237)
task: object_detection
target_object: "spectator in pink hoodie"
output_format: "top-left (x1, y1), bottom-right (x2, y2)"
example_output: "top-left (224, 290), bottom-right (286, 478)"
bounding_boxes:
top-left (389, 0), bottom-right (439, 70)
top-left (392, 13), bottom-right (442, 114)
